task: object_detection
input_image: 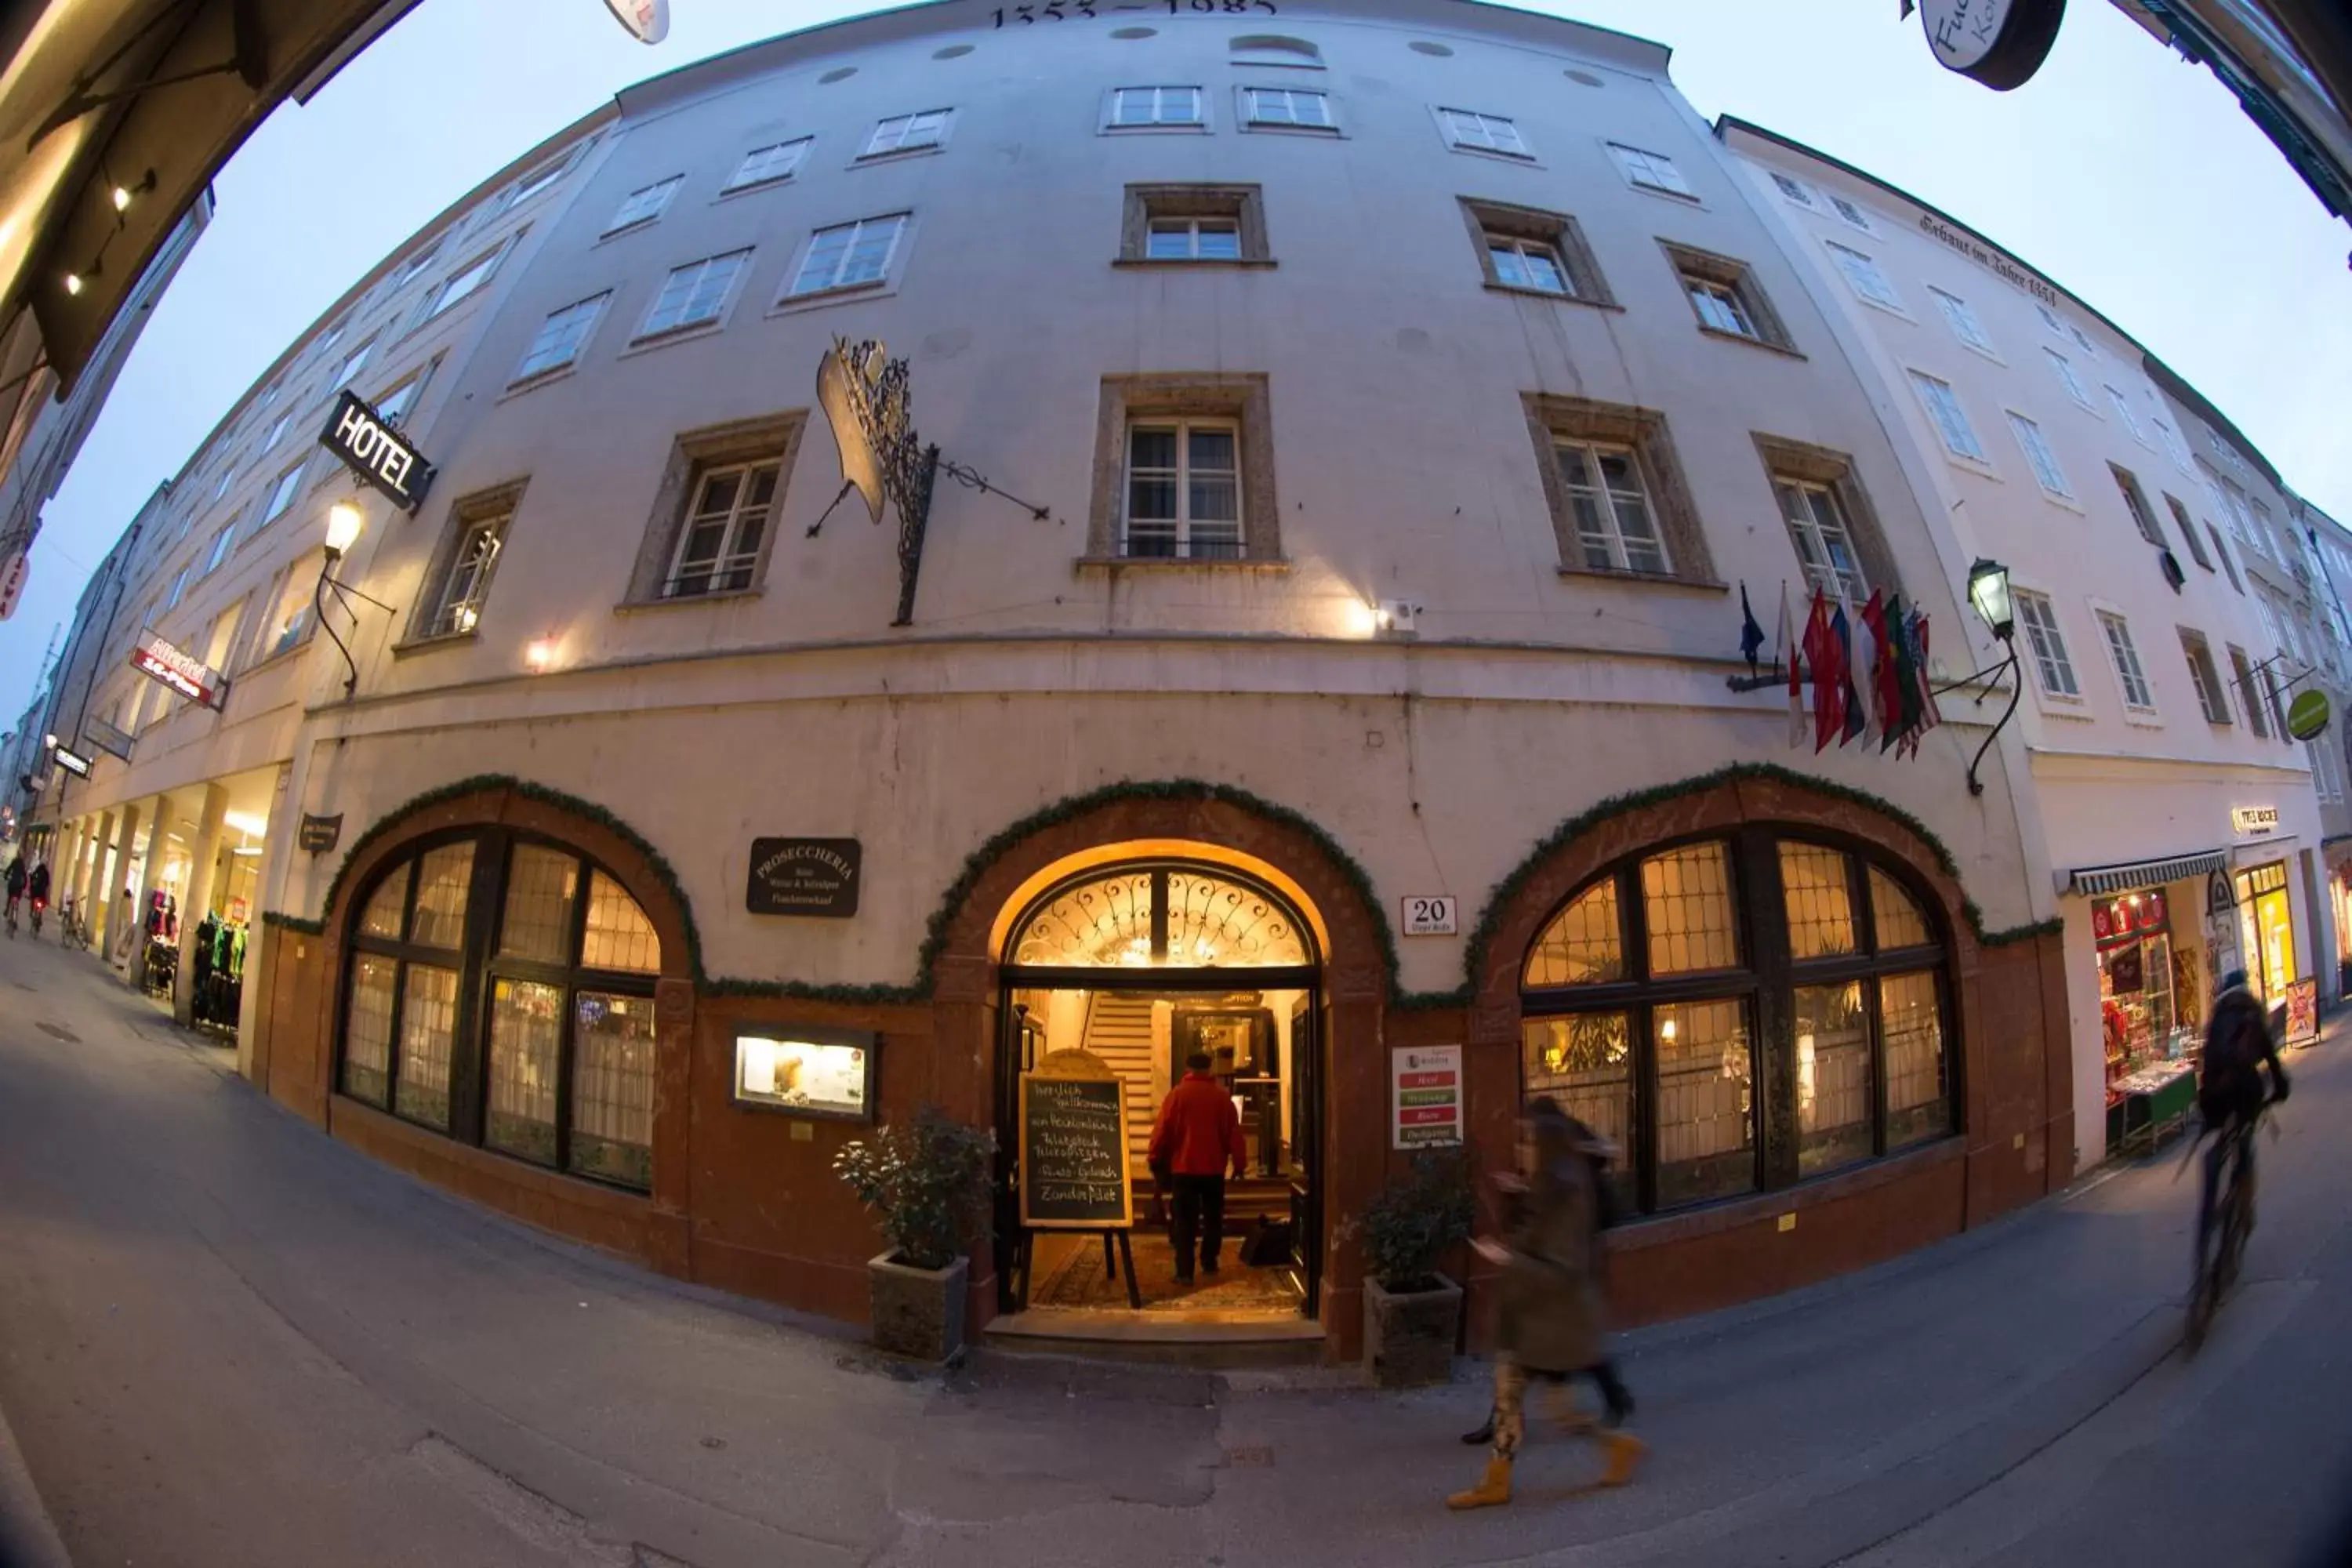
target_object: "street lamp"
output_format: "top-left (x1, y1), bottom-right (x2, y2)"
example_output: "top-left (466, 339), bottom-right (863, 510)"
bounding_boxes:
top-left (313, 499), bottom-right (397, 702)
top-left (1966, 558), bottom-right (2014, 644)
top-left (325, 499), bottom-right (365, 560)
top-left (1940, 557), bottom-right (2023, 797)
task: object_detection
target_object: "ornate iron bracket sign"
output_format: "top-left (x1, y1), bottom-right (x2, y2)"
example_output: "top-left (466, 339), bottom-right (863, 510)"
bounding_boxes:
top-left (815, 336), bottom-right (1054, 626)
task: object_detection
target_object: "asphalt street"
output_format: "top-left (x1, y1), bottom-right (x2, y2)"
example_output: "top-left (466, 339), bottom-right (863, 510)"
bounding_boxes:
top-left (1, 928), bottom-right (2347, 1567)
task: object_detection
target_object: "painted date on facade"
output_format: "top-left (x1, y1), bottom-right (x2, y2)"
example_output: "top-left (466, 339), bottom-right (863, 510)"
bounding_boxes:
top-left (993, 0), bottom-right (1278, 24)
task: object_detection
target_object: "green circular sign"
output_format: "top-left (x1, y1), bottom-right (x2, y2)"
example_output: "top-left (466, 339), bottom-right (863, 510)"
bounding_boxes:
top-left (2288, 688), bottom-right (2332, 742)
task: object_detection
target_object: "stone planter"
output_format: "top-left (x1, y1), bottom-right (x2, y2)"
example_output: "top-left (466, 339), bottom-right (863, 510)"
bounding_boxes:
top-left (1363, 1273), bottom-right (1461, 1388)
top-left (869, 1251), bottom-right (970, 1361)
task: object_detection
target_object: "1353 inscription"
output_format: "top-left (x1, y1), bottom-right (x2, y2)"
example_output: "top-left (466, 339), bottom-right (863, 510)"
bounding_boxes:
top-left (995, 0), bottom-right (1277, 24)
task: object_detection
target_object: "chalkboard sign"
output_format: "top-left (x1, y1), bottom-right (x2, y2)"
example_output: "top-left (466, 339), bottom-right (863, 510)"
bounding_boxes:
top-left (1018, 1073), bottom-right (1133, 1231)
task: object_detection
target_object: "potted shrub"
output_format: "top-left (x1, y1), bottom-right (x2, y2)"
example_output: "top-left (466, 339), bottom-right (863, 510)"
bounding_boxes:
top-left (834, 1108), bottom-right (996, 1361)
top-left (1356, 1145), bottom-right (1475, 1388)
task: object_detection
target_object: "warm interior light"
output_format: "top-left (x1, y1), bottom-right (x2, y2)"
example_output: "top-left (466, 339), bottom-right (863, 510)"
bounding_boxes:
top-left (1660, 1018), bottom-right (1679, 1042)
top-left (325, 500), bottom-right (365, 556)
top-left (525, 639), bottom-right (556, 671)
top-left (63, 273), bottom-right (82, 296)
top-left (112, 185), bottom-right (132, 212)
top-left (223, 811), bottom-right (268, 837)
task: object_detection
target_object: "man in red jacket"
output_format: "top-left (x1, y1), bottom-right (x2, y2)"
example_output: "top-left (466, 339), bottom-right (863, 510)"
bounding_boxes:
top-left (1149, 1051), bottom-right (1247, 1284)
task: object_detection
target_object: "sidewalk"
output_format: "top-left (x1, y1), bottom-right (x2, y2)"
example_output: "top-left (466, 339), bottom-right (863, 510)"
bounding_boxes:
top-left (0, 929), bottom-right (2347, 1567)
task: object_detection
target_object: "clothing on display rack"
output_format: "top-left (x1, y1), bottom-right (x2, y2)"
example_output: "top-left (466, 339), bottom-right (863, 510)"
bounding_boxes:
top-left (189, 912), bottom-right (249, 1029)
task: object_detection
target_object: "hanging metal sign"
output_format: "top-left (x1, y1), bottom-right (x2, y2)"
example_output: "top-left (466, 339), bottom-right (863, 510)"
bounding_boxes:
top-left (1915, 0), bottom-right (2066, 91)
top-left (129, 631), bottom-right (227, 710)
top-left (0, 550), bottom-right (27, 621)
top-left (299, 813), bottom-right (343, 854)
top-left (318, 390), bottom-right (435, 513)
top-left (53, 746), bottom-right (92, 779)
top-left (604, 0), bottom-right (670, 43)
top-left (2287, 688), bottom-right (2331, 741)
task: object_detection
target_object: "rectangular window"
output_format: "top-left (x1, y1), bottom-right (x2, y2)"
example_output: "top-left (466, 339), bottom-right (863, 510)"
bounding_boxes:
top-left (2154, 416), bottom-right (2194, 471)
top-left (1882, 971), bottom-right (1948, 1150)
top-left (262, 412), bottom-right (292, 452)
top-left (2098, 611), bottom-right (2156, 711)
top-left (1929, 286), bottom-right (1995, 353)
top-left (1826, 241), bottom-right (1902, 309)
top-left (204, 525), bottom-right (235, 575)
top-left (604, 174), bottom-right (682, 234)
top-left (1686, 275), bottom-right (1757, 337)
top-left (374, 372), bottom-right (423, 427)
top-left (1123, 420), bottom-right (1243, 560)
top-left (1491, 234), bottom-right (1570, 293)
top-left (1777, 478), bottom-right (1867, 604)
top-left (2229, 645), bottom-right (2268, 735)
top-left (1907, 370), bottom-right (1986, 462)
top-left (1124, 184), bottom-right (1267, 264)
top-left (1606, 141), bottom-right (1693, 198)
top-left (1769, 171), bottom-right (1816, 207)
top-left (639, 249), bottom-right (751, 336)
top-left (2005, 412), bottom-right (2071, 498)
top-left (2045, 347), bottom-right (2092, 408)
top-left (665, 459), bottom-right (779, 597)
top-left (214, 465), bottom-right (236, 500)
top-left (1555, 437), bottom-right (1671, 575)
top-left (1145, 216), bottom-right (1241, 260)
top-left (263, 563), bottom-right (314, 659)
top-left (2181, 630), bottom-right (2232, 724)
top-left (334, 339), bottom-right (373, 387)
top-left (1830, 194), bottom-right (1872, 231)
top-left (2106, 385), bottom-right (2147, 443)
top-left (1795, 982), bottom-right (1871, 1176)
top-left (426, 249), bottom-right (501, 319)
top-left (1463, 199), bottom-right (1608, 303)
top-left (2111, 464), bottom-right (2167, 546)
top-left (506, 158), bottom-right (568, 207)
top-left (1654, 999), bottom-right (1755, 1207)
top-left (1109, 85), bottom-right (1203, 127)
top-left (2165, 495), bottom-right (2213, 568)
top-left (725, 137), bottom-right (812, 191)
top-left (862, 109), bottom-right (951, 157)
top-left (513, 292), bottom-right (609, 382)
top-left (2036, 302), bottom-right (2065, 336)
top-left (1664, 242), bottom-right (1792, 350)
top-left (425, 514), bottom-right (508, 637)
top-left (261, 463), bottom-right (304, 524)
top-left (165, 565), bottom-right (191, 609)
top-left (1243, 86), bottom-right (1332, 129)
top-left (788, 216), bottom-right (905, 297)
top-left (2014, 590), bottom-right (2080, 698)
top-left (1437, 107), bottom-right (1528, 158)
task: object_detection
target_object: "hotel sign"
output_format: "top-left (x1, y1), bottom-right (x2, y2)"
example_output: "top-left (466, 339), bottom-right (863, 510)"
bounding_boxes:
top-left (319, 390), bottom-right (434, 513)
top-left (129, 631), bottom-right (226, 710)
top-left (2232, 805), bottom-right (2280, 837)
top-left (746, 837), bottom-right (862, 917)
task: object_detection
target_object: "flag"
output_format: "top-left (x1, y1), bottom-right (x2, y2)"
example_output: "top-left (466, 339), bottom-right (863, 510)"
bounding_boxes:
top-left (1804, 590), bottom-right (1842, 752)
top-left (1833, 604), bottom-right (1865, 746)
top-left (1739, 583), bottom-right (1766, 674)
top-left (1857, 590), bottom-right (1889, 747)
top-left (1781, 583), bottom-right (1804, 749)
top-left (1911, 612), bottom-right (1944, 735)
top-left (1889, 596), bottom-right (1923, 753)
top-left (1878, 593), bottom-right (1908, 753)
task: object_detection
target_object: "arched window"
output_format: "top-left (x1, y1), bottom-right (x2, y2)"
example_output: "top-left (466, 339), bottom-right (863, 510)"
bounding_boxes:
top-left (341, 831), bottom-right (663, 1190)
top-left (1008, 862), bottom-right (1312, 970)
top-left (1519, 830), bottom-right (1951, 1216)
top-left (1229, 34), bottom-right (1322, 66)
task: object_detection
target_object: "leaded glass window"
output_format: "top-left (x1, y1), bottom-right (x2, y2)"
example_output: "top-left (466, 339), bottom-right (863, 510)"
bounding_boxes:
top-left (1007, 862), bottom-right (1312, 971)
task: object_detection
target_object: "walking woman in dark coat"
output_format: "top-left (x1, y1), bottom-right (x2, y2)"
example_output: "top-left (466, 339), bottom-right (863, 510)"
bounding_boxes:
top-left (1448, 1098), bottom-right (1644, 1510)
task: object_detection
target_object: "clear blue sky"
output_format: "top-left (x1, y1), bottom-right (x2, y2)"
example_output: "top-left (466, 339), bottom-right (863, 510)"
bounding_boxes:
top-left (4, 0), bottom-right (2347, 724)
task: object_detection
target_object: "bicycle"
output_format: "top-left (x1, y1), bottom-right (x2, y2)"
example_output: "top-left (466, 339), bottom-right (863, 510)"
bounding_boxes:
top-left (3, 897), bottom-right (16, 939)
top-left (2184, 1108), bottom-right (2275, 1352)
top-left (58, 898), bottom-right (85, 951)
top-left (27, 895), bottom-right (45, 939)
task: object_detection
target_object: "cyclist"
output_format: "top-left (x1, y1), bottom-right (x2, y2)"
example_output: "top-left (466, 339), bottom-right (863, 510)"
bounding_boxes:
top-left (2194, 969), bottom-right (2290, 1281)
top-left (3, 855), bottom-right (24, 935)
top-left (25, 859), bottom-right (50, 937)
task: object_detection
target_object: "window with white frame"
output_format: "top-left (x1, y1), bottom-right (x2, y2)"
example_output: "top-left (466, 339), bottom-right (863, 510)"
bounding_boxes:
top-left (2180, 630), bottom-right (2232, 724)
top-left (2111, 464), bottom-right (2168, 546)
top-left (1690, 273), bottom-right (1760, 337)
top-left (2153, 416), bottom-right (2193, 472)
top-left (506, 159), bottom-right (568, 208)
top-left (1123, 421), bottom-right (1243, 560)
top-left (263, 412), bottom-right (292, 452)
top-left (1145, 216), bottom-right (1241, 260)
top-left (426, 249), bottom-right (502, 319)
top-left (605, 175), bottom-right (684, 235)
top-left (2249, 499), bottom-right (2284, 563)
top-left (1553, 438), bottom-right (1670, 575)
top-left (1777, 478), bottom-right (1867, 604)
top-left (2165, 494), bottom-right (2214, 569)
top-left (2106, 385), bottom-right (2147, 443)
top-left (2014, 590), bottom-right (2080, 698)
top-left (2005, 412), bottom-right (2071, 499)
top-left (1243, 87), bottom-right (1332, 129)
top-left (1826, 241), bottom-right (1902, 309)
top-left (1829, 194), bottom-right (1872, 231)
top-left (2098, 611), bottom-right (2156, 710)
top-left (204, 526), bottom-right (235, 575)
top-left (1929, 287), bottom-right (1995, 354)
top-left (665, 460), bottom-right (779, 597)
top-left (1465, 200), bottom-right (1606, 301)
top-left (514, 292), bottom-right (609, 383)
top-left (165, 566), bottom-right (191, 609)
top-left (2310, 736), bottom-right (2345, 801)
top-left (2035, 302), bottom-right (2064, 336)
top-left (726, 139), bottom-right (811, 192)
top-left (2071, 325), bottom-right (2094, 352)
top-left (862, 110), bottom-right (951, 157)
top-left (1110, 86), bottom-right (1203, 128)
top-left (1769, 171), bottom-right (1816, 207)
top-left (394, 243), bottom-right (441, 287)
top-left (639, 249), bottom-right (751, 336)
top-left (375, 373), bottom-right (423, 428)
top-left (1489, 233), bottom-right (1571, 293)
top-left (318, 321), bottom-right (345, 357)
top-left (2044, 347), bottom-right (2092, 408)
top-left (2228, 644), bottom-right (2268, 735)
top-left (261, 464), bottom-right (304, 524)
top-left (1606, 142), bottom-right (1693, 198)
top-left (788, 216), bottom-right (905, 297)
top-left (214, 465), bottom-right (236, 500)
top-left (1438, 107), bottom-right (1529, 158)
top-left (1907, 370), bottom-right (1987, 462)
top-left (425, 515), bottom-right (506, 637)
top-left (334, 339), bottom-right (372, 387)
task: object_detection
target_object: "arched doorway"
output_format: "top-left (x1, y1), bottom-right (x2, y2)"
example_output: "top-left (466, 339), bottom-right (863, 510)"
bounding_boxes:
top-left (994, 856), bottom-right (1325, 1322)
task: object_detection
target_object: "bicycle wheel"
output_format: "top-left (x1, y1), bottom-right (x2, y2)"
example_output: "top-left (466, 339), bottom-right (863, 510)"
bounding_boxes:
top-left (2219, 1179), bottom-right (2252, 1296)
top-left (2186, 1266), bottom-right (2216, 1353)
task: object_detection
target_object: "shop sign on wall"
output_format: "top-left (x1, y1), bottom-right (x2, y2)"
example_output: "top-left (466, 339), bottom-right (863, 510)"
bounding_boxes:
top-left (2231, 805), bottom-right (2281, 837)
top-left (1401, 895), bottom-right (1457, 936)
top-left (746, 837), bottom-right (862, 916)
top-left (53, 746), bottom-right (92, 779)
top-left (299, 813), bottom-right (343, 854)
top-left (129, 632), bottom-right (226, 710)
top-left (1392, 1044), bottom-right (1463, 1149)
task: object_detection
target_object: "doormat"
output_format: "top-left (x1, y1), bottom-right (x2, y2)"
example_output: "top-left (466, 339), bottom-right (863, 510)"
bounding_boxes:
top-left (1034, 1228), bottom-right (1303, 1313)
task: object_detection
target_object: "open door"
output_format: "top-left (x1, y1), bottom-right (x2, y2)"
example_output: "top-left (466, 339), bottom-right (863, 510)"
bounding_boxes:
top-left (1290, 995), bottom-right (1322, 1316)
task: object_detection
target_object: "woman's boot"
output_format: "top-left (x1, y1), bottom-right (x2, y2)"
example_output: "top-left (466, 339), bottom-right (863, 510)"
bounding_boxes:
top-left (1446, 1455), bottom-right (1513, 1510)
top-left (1597, 1431), bottom-right (1647, 1487)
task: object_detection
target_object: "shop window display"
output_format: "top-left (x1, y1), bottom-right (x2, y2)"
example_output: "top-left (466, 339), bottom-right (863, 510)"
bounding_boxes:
top-left (1521, 831), bottom-right (1953, 1215)
top-left (2094, 887), bottom-right (2200, 1101)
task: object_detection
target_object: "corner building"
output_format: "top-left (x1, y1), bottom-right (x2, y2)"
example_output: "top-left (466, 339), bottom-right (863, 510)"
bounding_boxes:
top-left (58, 2), bottom-right (2092, 1360)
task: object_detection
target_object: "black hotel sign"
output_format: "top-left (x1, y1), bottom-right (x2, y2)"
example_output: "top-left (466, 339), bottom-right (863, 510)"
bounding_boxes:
top-left (319, 389), bottom-right (434, 512)
top-left (747, 838), bottom-right (862, 917)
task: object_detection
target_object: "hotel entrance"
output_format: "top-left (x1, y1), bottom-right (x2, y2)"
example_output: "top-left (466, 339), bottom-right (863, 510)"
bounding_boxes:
top-left (992, 858), bottom-right (1324, 1330)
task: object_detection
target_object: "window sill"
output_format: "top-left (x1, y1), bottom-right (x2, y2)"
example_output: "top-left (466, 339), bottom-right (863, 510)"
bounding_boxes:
top-left (1112, 256), bottom-right (1279, 270)
top-left (622, 321), bottom-right (729, 358)
top-left (1607, 1135), bottom-right (1965, 1253)
top-left (614, 587), bottom-right (766, 614)
top-left (391, 628), bottom-right (480, 658)
top-left (1240, 122), bottom-right (1342, 137)
top-left (770, 278), bottom-right (894, 316)
top-left (1102, 124), bottom-right (1210, 136)
top-left (1555, 564), bottom-right (1728, 595)
top-left (1852, 294), bottom-right (1914, 322)
top-left (1697, 324), bottom-right (1806, 359)
top-left (500, 365), bottom-right (579, 400)
top-left (239, 637), bottom-right (316, 681)
top-left (850, 144), bottom-right (946, 168)
top-left (1942, 452), bottom-right (2003, 481)
top-left (1483, 281), bottom-right (1621, 311)
top-left (2123, 708), bottom-right (2166, 729)
top-left (1625, 181), bottom-right (1701, 205)
top-left (1447, 144), bottom-right (1541, 166)
top-left (2036, 489), bottom-right (2086, 516)
top-left (1074, 554), bottom-right (1292, 574)
top-left (595, 218), bottom-right (661, 245)
top-left (717, 175), bottom-right (797, 201)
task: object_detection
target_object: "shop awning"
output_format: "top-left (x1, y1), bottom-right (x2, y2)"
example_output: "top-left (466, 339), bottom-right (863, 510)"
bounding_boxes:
top-left (2064, 851), bottom-right (2230, 898)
